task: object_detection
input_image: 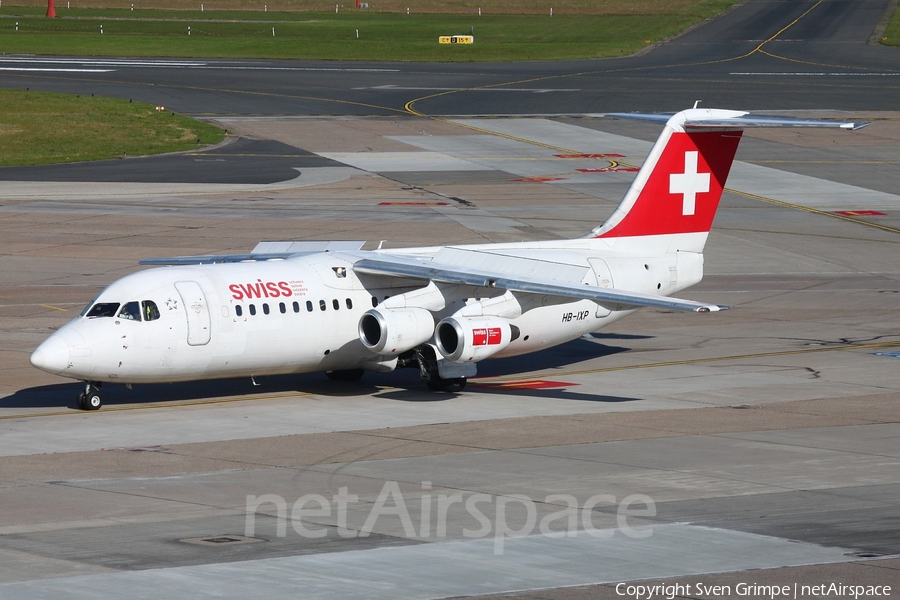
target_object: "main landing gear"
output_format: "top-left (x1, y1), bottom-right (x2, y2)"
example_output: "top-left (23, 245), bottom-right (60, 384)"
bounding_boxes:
top-left (76, 382), bottom-right (102, 411)
top-left (414, 346), bottom-right (467, 393)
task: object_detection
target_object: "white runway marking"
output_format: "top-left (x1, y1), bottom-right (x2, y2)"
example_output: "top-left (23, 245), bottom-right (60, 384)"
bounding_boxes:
top-left (0, 58), bottom-right (205, 67)
top-left (357, 85), bottom-right (580, 92)
top-left (0, 68), bottom-right (114, 73)
top-left (731, 72), bottom-right (900, 76)
top-left (0, 67), bottom-right (115, 73)
top-left (0, 57), bottom-right (398, 72)
top-left (207, 66), bottom-right (401, 72)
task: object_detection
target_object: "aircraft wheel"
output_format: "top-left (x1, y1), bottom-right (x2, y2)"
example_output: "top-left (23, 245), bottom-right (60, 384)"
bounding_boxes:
top-left (76, 391), bottom-right (87, 410)
top-left (82, 387), bottom-right (103, 411)
top-left (442, 378), bottom-right (466, 393)
top-left (326, 369), bottom-right (365, 382)
top-left (426, 377), bottom-right (466, 393)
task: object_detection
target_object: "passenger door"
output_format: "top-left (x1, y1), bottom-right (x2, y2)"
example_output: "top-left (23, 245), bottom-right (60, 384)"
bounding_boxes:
top-left (175, 281), bottom-right (211, 346)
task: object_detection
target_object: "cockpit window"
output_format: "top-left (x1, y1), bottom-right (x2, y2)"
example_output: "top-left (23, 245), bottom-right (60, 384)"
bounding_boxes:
top-left (85, 302), bottom-right (120, 318)
top-left (117, 301), bottom-right (142, 321)
top-left (142, 300), bottom-right (160, 322)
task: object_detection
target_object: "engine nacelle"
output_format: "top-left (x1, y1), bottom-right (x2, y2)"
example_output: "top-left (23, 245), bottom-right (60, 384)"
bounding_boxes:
top-left (358, 307), bottom-right (435, 355)
top-left (435, 316), bottom-right (518, 363)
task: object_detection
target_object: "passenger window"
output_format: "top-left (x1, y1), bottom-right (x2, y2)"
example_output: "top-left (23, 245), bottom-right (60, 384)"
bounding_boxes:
top-left (279, 302), bottom-right (286, 314)
top-left (85, 302), bottom-right (120, 318)
top-left (346, 298), bottom-right (353, 310)
top-left (142, 300), bottom-right (160, 321)
top-left (293, 301), bottom-right (300, 313)
top-left (117, 301), bottom-right (142, 321)
top-left (263, 303), bottom-right (270, 315)
top-left (249, 304), bottom-right (257, 316)
top-left (306, 301), bottom-right (313, 312)
top-left (319, 300), bottom-right (326, 311)
top-left (371, 296), bottom-right (378, 308)
top-left (235, 305), bottom-right (243, 317)
top-left (332, 299), bottom-right (340, 310)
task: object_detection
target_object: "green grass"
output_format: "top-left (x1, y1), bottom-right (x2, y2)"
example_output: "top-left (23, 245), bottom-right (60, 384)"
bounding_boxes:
top-left (0, 90), bottom-right (225, 166)
top-left (882, 6), bottom-right (900, 46)
top-left (0, 2), bottom-right (737, 61)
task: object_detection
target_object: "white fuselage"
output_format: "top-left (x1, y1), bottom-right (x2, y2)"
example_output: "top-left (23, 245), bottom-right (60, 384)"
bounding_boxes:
top-left (33, 239), bottom-right (703, 385)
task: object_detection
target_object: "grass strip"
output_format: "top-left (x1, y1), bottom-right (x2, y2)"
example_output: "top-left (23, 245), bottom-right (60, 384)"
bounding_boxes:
top-left (882, 3), bottom-right (900, 46)
top-left (0, 2), bottom-right (737, 61)
top-left (0, 89), bottom-right (224, 166)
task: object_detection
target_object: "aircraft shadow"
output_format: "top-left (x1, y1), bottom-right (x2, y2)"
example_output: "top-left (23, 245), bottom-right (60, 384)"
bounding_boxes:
top-left (4, 338), bottom-right (640, 410)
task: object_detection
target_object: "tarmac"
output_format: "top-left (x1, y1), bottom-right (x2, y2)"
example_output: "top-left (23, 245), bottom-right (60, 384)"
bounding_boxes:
top-left (2, 0), bottom-right (900, 595)
top-left (1, 111), bottom-right (899, 598)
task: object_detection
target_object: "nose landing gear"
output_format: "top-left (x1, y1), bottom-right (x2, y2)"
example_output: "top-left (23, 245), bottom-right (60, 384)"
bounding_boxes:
top-left (76, 382), bottom-right (103, 410)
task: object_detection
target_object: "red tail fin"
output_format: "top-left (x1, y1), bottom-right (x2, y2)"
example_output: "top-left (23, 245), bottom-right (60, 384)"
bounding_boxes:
top-left (595, 130), bottom-right (741, 239)
top-left (587, 109), bottom-right (868, 252)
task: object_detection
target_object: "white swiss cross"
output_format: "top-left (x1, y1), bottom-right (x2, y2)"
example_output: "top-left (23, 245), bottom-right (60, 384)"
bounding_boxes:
top-left (669, 151), bottom-right (710, 216)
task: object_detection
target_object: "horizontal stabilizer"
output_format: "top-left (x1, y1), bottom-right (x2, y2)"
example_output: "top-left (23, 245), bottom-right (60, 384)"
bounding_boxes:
top-left (604, 111), bottom-right (870, 130)
top-left (139, 241), bottom-right (366, 266)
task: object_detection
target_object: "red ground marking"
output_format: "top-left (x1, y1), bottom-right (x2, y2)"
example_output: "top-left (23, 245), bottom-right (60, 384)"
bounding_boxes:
top-left (554, 153), bottom-right (625, 159)
top-left (512, 177), bottom-right (565, 182)
top-left (576, 167), bottom-right (639, 173)
top-left (378, 202), bottom-right (449, 206)
top-left (471, 379), bottom-right (578, 390)
top-left (834, 210), bottom-right (886, 216)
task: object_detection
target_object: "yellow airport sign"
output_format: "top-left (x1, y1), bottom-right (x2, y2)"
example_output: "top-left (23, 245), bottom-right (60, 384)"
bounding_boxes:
top-left (439, 35), bottom-right (474, 44)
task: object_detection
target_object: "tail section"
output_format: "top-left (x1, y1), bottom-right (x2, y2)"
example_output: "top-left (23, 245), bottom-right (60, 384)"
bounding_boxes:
top-left (587, 108), bottom-right (868, 253)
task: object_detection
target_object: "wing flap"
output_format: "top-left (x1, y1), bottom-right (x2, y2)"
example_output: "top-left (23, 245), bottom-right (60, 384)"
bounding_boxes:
top-left (353, 255), bottom-right (727, 313)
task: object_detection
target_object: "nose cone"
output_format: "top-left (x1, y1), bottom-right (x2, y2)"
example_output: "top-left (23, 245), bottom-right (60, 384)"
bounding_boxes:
top-left (30, 330), bottom-right (82, 375)
top-left (31, 335), bottom-right (70, 374)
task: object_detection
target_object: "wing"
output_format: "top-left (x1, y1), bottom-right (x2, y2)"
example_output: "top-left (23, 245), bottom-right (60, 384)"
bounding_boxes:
top-left (352, 253), bottom-right (728, 313)
top-left (139, 241), bottom-right (366, 266)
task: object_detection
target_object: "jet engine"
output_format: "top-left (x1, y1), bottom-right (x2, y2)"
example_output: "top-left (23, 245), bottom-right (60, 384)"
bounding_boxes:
top-left (358, 307), bottom-right (435, 355)
top-left (435, 315), bottom-right (519, 363)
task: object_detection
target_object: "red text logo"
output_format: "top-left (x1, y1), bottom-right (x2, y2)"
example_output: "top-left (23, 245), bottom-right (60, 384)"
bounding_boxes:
top-left (229, 280), bottom-right (293, 301)
top-left (473, 327), bottom-right (503, 346)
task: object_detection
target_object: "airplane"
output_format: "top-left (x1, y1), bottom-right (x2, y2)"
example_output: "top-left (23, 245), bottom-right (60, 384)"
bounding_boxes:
top-left (30, 107), bottom-right (868, 410)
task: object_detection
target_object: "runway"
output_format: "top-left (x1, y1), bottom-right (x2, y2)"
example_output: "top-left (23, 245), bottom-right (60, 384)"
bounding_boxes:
top-left (1, 0), bottom-right (900, 597)
top-left (0, 0), bottom-right (898, 122)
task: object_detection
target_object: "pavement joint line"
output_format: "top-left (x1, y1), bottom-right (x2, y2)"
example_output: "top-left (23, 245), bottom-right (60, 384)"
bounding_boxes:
top-left (715, 227), bottom-right (900, 245)
top-left (0, 391), bottom-right (310, 421)
top-left (726, 189), bottom-right (900, 235)
top-left (472, 340), bottom-right (900, 383)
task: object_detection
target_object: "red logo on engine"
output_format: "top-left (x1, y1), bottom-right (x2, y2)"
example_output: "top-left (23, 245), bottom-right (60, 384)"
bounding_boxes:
top-left (473, 327), bottom-right (503, 346)
top-left (229, 280), bottom-right (293, 301)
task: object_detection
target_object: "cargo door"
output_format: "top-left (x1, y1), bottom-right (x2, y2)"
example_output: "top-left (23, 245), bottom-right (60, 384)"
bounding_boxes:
top-left (175, 281), bottom-right (211, 346)
top-left (587, 258), bottom-right (614, 318)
